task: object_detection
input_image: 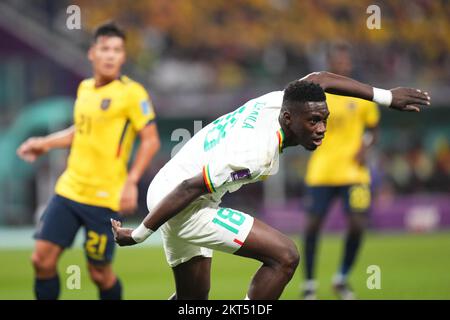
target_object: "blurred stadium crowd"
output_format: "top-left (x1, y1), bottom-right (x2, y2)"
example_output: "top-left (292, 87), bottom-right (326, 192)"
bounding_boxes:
top-left (0, 0), bottom-right (448, 224)
top-left (13, 0), bottom-right (450, 92)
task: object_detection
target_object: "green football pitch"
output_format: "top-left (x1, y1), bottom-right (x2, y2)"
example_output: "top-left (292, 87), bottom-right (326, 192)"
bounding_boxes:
top-left (1, 232), bottom-right (449, 300)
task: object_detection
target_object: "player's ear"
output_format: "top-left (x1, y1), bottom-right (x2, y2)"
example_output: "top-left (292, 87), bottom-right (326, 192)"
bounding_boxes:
top-left (282, 110), bottom-right (292, 126)
top-left (87, 45), bottom-right (95, 62)
top-left (119, 50), bottom-right (126, 65)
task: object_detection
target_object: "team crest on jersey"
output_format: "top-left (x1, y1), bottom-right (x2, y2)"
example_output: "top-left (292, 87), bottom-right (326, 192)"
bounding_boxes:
top-left (100, 98), bottom-right (111, 110)
top-left (230, 169), bottom-right (251, 181)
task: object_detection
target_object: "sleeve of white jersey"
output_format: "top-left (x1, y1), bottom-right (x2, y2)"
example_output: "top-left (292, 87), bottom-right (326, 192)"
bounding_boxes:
top-left (201, 136), bottom-right (274, 193)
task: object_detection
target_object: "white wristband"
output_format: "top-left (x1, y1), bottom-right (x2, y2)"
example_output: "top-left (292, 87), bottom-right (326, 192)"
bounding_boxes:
top-left (131, 223), bottom-right (154, 243)
top-left (372, 87), bottom-right (393, 107)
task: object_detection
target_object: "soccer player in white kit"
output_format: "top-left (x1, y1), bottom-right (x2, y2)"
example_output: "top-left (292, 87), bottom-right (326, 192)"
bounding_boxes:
top-left (112, 72), bottom-right (431, 299)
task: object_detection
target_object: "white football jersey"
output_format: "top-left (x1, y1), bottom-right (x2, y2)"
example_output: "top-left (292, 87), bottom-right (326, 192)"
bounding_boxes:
top-left (149, 90), bottom-right (286, 205)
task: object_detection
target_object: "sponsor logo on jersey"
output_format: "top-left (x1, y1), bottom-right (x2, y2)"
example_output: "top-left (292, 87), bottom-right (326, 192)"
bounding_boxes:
top-left (230, 169), bottom-right (251, 181)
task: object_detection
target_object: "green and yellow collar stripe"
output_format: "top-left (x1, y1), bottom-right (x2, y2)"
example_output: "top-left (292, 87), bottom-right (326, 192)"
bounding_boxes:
top-left (276, 128), bottom-right (285, 153)
top-left (202, 165), bottom-right (216, 193)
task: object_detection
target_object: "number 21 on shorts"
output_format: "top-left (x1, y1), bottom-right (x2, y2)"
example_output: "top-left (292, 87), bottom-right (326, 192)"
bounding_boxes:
top-left (85, 230), bottom-right (107, 260)
top-left (212, 208), bottom-right (245, 234)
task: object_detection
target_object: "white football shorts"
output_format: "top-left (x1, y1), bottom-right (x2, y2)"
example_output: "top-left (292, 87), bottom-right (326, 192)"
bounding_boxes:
top-left (147, 174), bottom-right (254, 268)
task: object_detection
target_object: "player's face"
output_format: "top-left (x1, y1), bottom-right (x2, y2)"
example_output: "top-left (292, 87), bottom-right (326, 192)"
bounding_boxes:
top-left (329, 51), bottom-right (352, 77)
top-left (291, 101), bottom-right (329, 151)
top-left (89, 36), bottom-right (126, 79)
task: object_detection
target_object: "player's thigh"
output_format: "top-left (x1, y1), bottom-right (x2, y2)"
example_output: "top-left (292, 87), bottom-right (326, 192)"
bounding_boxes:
top-left (234, 218), bottom-right (299, 267)
top-left (34, 195), bottom-right (82, 250)
top-left (171, 256), bottom-right (212, 299)
top-left (74, 201), bottom-right (122, 265)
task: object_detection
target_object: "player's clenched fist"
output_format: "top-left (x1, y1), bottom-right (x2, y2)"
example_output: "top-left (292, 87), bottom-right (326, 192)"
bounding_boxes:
top-left (111, 219), bottom-right (137, 246)
top-left (16, 137), bottom-right (49, 163)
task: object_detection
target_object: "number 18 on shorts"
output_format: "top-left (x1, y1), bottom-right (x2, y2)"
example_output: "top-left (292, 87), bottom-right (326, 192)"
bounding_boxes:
top-left (211, 207), bottom-right (254, 252)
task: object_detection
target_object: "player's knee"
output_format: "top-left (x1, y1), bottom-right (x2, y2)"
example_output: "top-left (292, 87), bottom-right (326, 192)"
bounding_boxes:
top-left (31, 251), bottom-right (57, 275)
top-left (278, 239), bottom-right (300, 276)
top-left (88, 265), bottom-right (112, 288)
top-left (88, 269), bottom-right (105, 286)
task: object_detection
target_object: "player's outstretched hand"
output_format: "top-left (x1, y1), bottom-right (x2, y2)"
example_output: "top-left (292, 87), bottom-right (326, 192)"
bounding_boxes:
top-left (389, 88), bottom-right (431, 112)
top-left (16, 137), bottom-right (49, 163)
top-left (111, 219), bottom-right (137, 246)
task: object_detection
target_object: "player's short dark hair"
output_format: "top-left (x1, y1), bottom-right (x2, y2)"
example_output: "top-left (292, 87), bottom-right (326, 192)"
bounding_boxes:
top-left (282, 80), bottom-right (326, 110)
top-left (93, 22), bottom-right (126, 42)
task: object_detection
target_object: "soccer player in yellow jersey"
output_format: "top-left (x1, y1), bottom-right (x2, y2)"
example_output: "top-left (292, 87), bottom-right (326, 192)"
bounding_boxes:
top-left (16, 22), bottom-right (160, 300)
top-left (302, 43), bottom-right (379, 300)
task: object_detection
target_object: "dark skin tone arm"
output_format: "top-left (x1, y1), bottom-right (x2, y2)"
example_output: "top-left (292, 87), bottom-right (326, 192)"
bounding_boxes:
top-left (302, 72), bottom-right (430, 162)
top-left (301, 71), bottom-right (431, 112)
top-left (112, 173), bottom-right (208, 246)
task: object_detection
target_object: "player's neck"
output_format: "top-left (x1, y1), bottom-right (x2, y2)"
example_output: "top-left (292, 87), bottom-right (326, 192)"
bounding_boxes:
top-left (278, 118), bottom-right (295, 149)
top-left (94, 74), bottom-right (120, 88)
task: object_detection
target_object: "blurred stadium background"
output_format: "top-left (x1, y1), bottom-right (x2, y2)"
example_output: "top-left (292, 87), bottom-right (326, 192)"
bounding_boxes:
top-left (0, 0), bottom-right (449, 299)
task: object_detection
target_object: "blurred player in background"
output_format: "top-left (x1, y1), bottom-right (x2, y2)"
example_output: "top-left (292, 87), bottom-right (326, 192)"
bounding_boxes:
top-left (16, 22), bottom-right (160, 300)
top-left (301, 42), bottom-right (380, 300)
top-left (111, 70), bottom-right (429, 300)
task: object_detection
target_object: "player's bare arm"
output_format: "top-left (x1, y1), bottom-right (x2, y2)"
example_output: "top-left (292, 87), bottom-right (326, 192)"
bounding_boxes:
top-left (301, 71), bottom-right (431, 112)
top-left (16, 126), bottom-right (75, 163)
top-left (112, 173), bottom-right (207, 246)
top-left (119, 123), bottom-right (161, 215)
top-left (355, 126), bottom-right (378, 166)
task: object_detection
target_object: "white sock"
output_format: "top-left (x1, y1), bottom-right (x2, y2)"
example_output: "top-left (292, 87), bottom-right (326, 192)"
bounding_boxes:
top-left (333, 273), bottom-right (346, 284)
top-left (303, 280), bottom-right (317, 291)
top-left (244, 294), bottom-right (250, 300)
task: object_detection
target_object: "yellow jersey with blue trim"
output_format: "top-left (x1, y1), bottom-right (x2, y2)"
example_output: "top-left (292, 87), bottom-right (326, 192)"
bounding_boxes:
top-left (55, 76), bottom-right (156, 211)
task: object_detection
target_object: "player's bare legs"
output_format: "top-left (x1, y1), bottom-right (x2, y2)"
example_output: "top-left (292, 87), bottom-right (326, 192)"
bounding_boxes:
top-left (31, 240), bottom-right (64, 299)
top-left (234, 218), bottom-right (300, 300)
top-left (87, 263), bottom-right (122, 299)
top-left (170, 256), bottom-right (212, 300)
top-left (32, 240), bottom-right (63, 278)
top-left (87, 263), bottom-right (117, 290)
